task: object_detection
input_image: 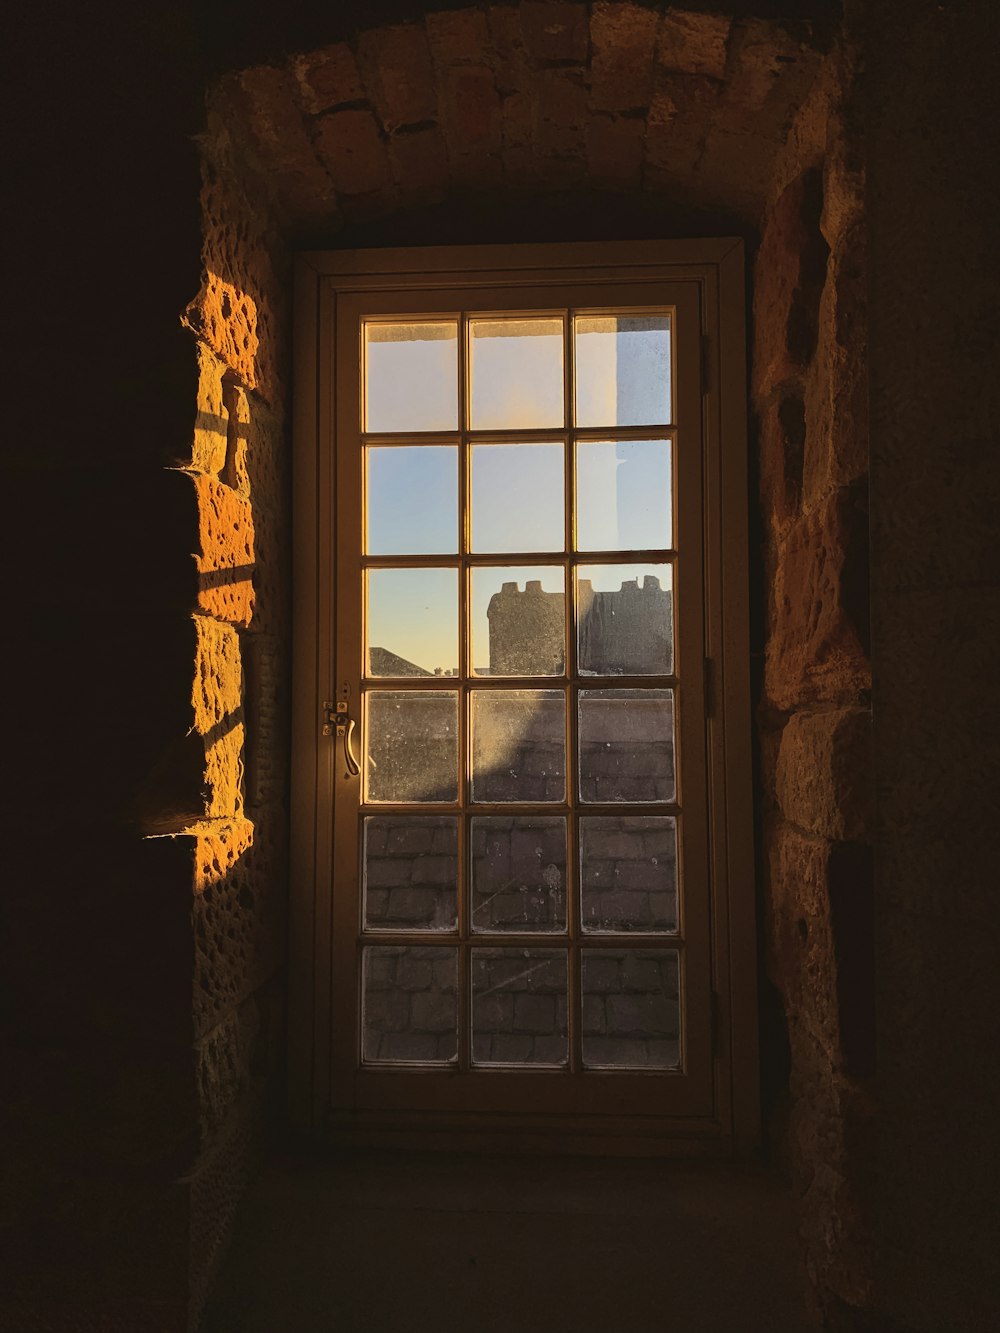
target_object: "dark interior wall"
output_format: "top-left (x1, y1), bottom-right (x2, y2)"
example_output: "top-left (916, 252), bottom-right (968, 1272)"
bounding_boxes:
top-left (3, 3), bottom-right (997, 1331)
top-left (862, 2), bottom-right (1000, 1329)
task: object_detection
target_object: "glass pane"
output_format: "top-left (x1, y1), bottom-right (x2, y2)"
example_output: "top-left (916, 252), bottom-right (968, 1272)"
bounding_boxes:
top-left (362, 946), bottom-right (457, 1063)
top-left (472, 949), bottom-right (568, 1065)
top-left (580, 816), bottom-right (678, 932)
top-left (367, 568), bottom-right (457, 678)
top-left (366, 692), bottom-right (458, 803)
top-left (471, 443), bottom-right (564, 553)
top-left (366, 446), bottom-right (458, 555)
top-left (472, 567), bottom-right (565, 677)
top-left (577, 565), bottom-right (673, 675)
top-left (581, 949), bottom-right (680, 1068)
top-left (576, 440), bottom-right (672, 552)
top-left (574, 315), bottom-right (671, 427)
top-left (363, 817), bottom-right (458, 931)
top-left (471, 690), bottom-right (565, 803)
top-left (579, 689), bottom-right (675, 803)
top-left (364, 321), bottom-right (458, 433)
top-left (469, 318), bottom-right (564, 429)
top-left (471, 817), bottom-right (567, 933)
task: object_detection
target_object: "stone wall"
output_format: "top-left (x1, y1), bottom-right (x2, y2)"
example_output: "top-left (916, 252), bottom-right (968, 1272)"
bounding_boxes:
top-left (180, 101), bottom-right (293, 1316)
top-left (7, 3), bottom-right (947, 1330)
top-left (752, 39), bottom-right (874, 1328)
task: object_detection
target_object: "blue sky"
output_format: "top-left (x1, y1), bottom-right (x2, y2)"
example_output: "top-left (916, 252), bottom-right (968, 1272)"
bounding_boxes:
top-left (364, 318), bottom-right (673, 674)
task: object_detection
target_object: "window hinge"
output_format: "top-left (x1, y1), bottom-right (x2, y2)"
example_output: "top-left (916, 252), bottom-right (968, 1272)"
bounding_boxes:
top-left (704, 656), bottom-right (716, 718)
top-left (700, 333), bottom-right (712, 396)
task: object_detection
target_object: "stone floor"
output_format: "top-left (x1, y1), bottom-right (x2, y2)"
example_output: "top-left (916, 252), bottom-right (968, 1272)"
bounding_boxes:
top-left (201, 1147), bottom-right (815, 1332)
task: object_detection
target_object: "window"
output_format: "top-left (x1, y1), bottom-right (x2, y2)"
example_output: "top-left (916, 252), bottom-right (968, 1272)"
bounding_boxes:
top-left (292, 241), bottom-right (756, 1153)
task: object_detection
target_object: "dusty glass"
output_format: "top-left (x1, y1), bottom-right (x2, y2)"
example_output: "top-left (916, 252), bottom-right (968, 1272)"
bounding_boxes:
top-left (578, 688), bottom-right (675, 803)
top-left (581, 948), bottom-right (680, 1068)
top-left (472, 948), bottom-right (568, 1065)
top-left (470, 816), bottom-right (567, 933)
top-left (574, 315), bottom-right (671, 427)
top-left (579, 816), bottom-right (678, 933)
top-left (471, 690), bottom-right (565, 803)
top-left (364, 321), bottom-right (458, 433)
top-left (362, 946), bottom-right (457, 1063)
top-left (469, 317), bottom-right (564, 429)
top-left (363, 817), bottom-right (458, 931)
top-left (577, 564), bottom-right (674, 675)
top-left (472, 566), bottom-right (565, 677)
top-left (365, 691), bottom-right (459, 803)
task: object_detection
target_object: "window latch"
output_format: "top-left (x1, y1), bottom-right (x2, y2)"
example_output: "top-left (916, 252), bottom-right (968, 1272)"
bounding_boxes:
top-left (322, 698), bottom-right (361, 776)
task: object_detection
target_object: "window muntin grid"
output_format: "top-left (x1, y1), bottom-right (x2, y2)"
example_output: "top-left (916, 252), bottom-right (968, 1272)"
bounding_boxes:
top-left (358, 310), bottom-right (683, 1073)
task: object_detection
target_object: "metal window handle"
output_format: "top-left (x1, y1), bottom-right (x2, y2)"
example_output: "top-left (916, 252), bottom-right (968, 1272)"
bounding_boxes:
top-left (323, 699), bottom-right (361, 776)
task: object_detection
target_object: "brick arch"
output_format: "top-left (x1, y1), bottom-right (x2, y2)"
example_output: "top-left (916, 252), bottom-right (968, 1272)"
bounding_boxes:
top-left (211, 3), bottom-right (823, 240)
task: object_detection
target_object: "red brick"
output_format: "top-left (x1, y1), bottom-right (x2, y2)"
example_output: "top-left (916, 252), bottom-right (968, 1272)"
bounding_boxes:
top-left (591, 2), bottom-right (660, 112)
top-left (520, 2), bottom-right (588, 63)
top-left (358, 23), bottom-right (437, 131)
top-left (313, 107), bottom-right (392, 197)
top-left (290, 43), bottom-right (363, 114)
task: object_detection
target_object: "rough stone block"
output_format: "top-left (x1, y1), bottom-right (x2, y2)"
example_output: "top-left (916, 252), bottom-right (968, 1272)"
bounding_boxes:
top-left (191, 615), bottom-right (242, 738)
top-left (591, 2), bottom-right (659, 111)
top-left (520, 2), bottom-right (588, 63)
top-left (194, 999), bottom-right (259, 1148)
top-left (193, 808), bottom-right (287, 1037)
top-left (643, 75), bottom-right (719, 185)
top-left (358, 23), bottom-right (437, 132)
top-left (189, 273), bottom-right (260, 392)
top-left (765, 821), bottom-right (874, 1079)
top-left (389, 124), bottom-right (450, 199)
top-left (722, 18), bottom-right (808, 117)
top-left (439, 65), bottom-right (503, 184)
top-left (765, 820), bottom-right (839, 1052)
top-left (657, 10), bottom-right (731, 80)
top-left (586, 113), bottom-right (644, 187)
top-left (534, 69), bottom-right (588, 172)
top-left (758, 389), bottom-right (806, 538)
top-left (802, 225), bottom-right (869, 504)
top-left (220, 67), bottom-right (339, 230)
top-left (426, 9), bottom-right (490, 66)
top-left (291, 43), bottom-right (364, 114)
top-left (753, 167), bottom-right (830, 400)
top-left (313, 107), bottom-right (392, 197)
top-left (192, 344), bottom-right (228, 475)
top-left (695, 127), bottom-right (771, 221)
top-left (192, 473), bottom-right (255, 628)
top-left (776, 707), bottom-right (872, 841)
top-left (764, 482), bottom-right (870, 710)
